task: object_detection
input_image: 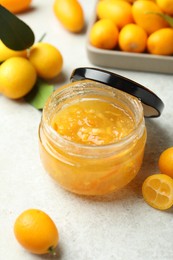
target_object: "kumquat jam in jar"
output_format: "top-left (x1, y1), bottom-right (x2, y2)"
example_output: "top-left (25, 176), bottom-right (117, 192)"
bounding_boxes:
top-left (38, 67), bottom-right (164, 196)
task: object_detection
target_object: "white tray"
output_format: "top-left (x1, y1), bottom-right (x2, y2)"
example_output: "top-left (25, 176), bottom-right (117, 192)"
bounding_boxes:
top-left (86, 1), bottom-right (173, 74)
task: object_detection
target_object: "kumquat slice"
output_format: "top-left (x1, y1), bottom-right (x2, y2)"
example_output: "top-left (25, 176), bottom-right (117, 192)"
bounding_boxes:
top-left (142, 174), bottom-right (173, 210)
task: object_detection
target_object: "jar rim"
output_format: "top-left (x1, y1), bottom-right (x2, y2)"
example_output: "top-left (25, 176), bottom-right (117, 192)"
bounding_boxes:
top-left (41, 80), bottom-right (146, 157)
top-left (71, 67), bottom-right (164, 118)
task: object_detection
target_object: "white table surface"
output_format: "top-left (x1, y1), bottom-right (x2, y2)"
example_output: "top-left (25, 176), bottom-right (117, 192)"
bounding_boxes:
top-left (1, 1), bottom-right (173, 259)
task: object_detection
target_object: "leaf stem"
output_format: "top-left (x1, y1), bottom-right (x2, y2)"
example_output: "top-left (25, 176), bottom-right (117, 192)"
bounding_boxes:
top-left (38, 33), bottom-right (47, 42)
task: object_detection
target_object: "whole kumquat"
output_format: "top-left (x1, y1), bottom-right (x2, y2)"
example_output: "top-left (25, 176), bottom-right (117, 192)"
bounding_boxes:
top-left (53, 0), bottom-right (84, 33)
top-left (158, 147), bottom-right (173, 178)
top-left (118, 23), bottom-right (147, 53)
top-left (132, 0), bottom-right (169, 35)
top-left (29, 42), bottom-right (63, 80)
top-left (14, 209), bottom-right (59, 255)
top-left (0, 40), bottom-right (27, 63)
top-left (0, 57), bottom-right (37, 99)
top-left (156, 0), bottom-right (173, 15)
top-left (89, 18), bottom-right (119, 50)
top-left (96, 0), bottom-right (134, 29)
top-left (0, 0), bottom-right (32, 13)
top-left (147, 28), bottom-right (173, 55)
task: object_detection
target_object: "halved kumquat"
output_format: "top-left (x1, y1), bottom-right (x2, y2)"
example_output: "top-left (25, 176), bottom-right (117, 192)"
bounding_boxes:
top-left (142, 174), bottom-right (173, 210)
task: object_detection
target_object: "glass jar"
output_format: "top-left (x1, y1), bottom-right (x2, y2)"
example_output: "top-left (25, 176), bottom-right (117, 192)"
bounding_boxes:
top-left (38, 68), bottom-right (164, 196)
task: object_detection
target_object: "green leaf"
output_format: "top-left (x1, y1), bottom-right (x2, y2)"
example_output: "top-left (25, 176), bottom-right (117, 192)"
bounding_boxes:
top-left (0, 5), bottom-right (35, 50)
top-left (25, 78), bottom-right (54, 110)
top-left (159, 13), bottom-right (173, 27)
top-left (146, 11), bottom-right (173, 27)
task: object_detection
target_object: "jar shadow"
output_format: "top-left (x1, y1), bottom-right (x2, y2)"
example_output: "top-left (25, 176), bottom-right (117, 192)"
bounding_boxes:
top-left (47, 71), bottom-right (68, 86)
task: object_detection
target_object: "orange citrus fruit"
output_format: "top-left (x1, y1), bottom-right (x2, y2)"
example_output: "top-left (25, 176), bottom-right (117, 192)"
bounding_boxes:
top-left (14, 209), bottom-right (59, 255)
top-left (132, 0), bottom-right (169, 35)
top-left (0, 0), bottom-right (32, 13)
top-left (156, 0), bottom-right (173, 15)
top-left (29, 42), bottom-right (63, 80)
top-left (142, 174), bottom-right (173, 210)
top-left (96, 0), bottom-right (134, 29)
top-left (158, 147), bottom-right (173, 178)
top-left (89, 18), bottom-right (119, 49)
top-left (0, 40), bottom-right (27, 63)
top-left (118, 23), bottom-right (147, 53)
top-left (147, 28), bottom-right (173, 55)
top-left (0, 57), bottom-right (37, 99)
top-left (53, 0), bottom-right (84, 33)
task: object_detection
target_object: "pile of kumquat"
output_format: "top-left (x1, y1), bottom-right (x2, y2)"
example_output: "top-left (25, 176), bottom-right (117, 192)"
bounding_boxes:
top-left (89, 0), bottom-right (173, 55)
top-left (0, 41), bottom-right (63, 100)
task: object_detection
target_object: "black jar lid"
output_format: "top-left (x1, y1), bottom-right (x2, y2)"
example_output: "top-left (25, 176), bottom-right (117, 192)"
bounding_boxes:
top-left (70, 67), bottom-right (164, 118)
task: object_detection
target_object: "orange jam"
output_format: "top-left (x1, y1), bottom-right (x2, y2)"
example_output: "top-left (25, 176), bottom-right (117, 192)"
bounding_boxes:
top-left (51, 100), bottom-right (135, 145)
top-left (39, 80), bottom-right (146, 196)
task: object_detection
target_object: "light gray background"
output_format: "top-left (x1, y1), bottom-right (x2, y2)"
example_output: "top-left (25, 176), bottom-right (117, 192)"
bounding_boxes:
top-left (0, 1), bottom-right (173, 259)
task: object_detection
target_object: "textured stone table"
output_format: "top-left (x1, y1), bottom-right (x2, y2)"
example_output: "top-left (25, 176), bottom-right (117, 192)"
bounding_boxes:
top-left (0, 1), bottom-right (173, 259)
